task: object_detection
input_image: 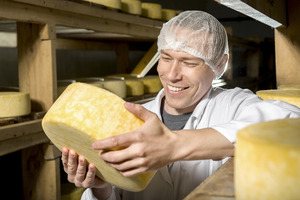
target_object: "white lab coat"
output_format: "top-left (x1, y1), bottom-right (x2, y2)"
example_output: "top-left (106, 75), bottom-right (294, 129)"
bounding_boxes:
top-left (82, 87), bottom-right (300, 200)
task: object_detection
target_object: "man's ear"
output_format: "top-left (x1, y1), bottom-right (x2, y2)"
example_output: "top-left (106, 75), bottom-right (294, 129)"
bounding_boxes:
top-left (216, 54), bottom-right (229, 77)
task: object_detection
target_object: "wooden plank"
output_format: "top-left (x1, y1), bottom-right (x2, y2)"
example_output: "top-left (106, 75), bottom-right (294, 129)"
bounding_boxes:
top-left (185, 158), bottom-right (234, 200)
top-left (17, 22), bottom-right (57, 111)
top-left (0, 119), bottom-right (43, 142)
top-left (22, 143), bottom-right (61, 200)
top-left (275, 0), bottom-right (300, 86)
top-left (11, 0), bottom-right (163, 28)
top-left (0, 0), bottom-right (160, 39)
top-left (215, 0), bottom-right (287, 28)
top-left (55, 38), bottom-right (119, 51)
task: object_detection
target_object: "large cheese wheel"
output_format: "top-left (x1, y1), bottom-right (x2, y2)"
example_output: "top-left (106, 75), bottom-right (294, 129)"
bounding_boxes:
top-left (101, 78), bottom-right (127, 98)
top-left (121, 0), bottom-right (142, 15)
top-left (141, 3), bottom-right (162, 19)
top-left (139, 75), bottom-right (162, 94)
top-left (278, 84), bottom-right (300, 90)
top-left (256, 89), bottom-right (300, 108)
top-left (82, 0), bottom-right (121, 9)
top-left (0, 92), bottom-right (31, 118)
top-left (235, 118), bottom-right (300, 200)
top-left (42, 83), bottom-right (156, 192)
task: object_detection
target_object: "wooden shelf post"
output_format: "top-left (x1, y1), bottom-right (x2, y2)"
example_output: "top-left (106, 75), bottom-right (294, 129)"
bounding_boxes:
top-left (17, 22), bottom-right (60, 200)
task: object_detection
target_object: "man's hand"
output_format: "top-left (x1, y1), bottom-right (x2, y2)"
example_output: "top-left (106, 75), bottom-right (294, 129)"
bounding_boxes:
top-left (61, 148), bottom-right (110, 189)
top-left (92, 102), bottom-right (178, 177)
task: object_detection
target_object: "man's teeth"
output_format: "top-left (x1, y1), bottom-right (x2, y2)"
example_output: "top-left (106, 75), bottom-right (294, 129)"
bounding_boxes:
top-left (168, 85), bottom-right (184, 92)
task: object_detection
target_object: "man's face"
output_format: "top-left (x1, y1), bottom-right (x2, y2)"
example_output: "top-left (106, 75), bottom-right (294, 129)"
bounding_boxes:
top-left (157, 49), bottom-right (215, 115)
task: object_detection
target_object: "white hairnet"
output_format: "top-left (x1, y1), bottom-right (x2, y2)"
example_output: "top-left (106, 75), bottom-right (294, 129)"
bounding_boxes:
top-left (157, 10), bottom-right (229, 79)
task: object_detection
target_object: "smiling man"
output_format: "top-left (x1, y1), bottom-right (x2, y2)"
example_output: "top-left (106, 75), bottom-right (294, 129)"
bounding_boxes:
top-left (61, 11), bottom-right (300, 200)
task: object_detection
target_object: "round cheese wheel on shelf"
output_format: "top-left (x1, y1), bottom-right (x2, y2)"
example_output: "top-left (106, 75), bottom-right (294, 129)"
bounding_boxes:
top-left (256, 89), bottom-right (300, 108)
top-left (278, 84), bottom-right (300, 90)
top-left (0, 92), bottom-right (31, 118)
top-left (121, 0), bottom-right (142, 15)
top-left (139, 75), bottom-right (162, 94)
top-left (82, 0), bottom-right (121, 9)
top-left (141, 3), bottom-right (162, 19)
top-left (107, 75), bottom-right (144, 96)
top-left (235, 118), bottom-right (300, 200)
top-left (42, 82), bottom-right (156, 192)
top-left (161, 9), bottom-right (176, 21)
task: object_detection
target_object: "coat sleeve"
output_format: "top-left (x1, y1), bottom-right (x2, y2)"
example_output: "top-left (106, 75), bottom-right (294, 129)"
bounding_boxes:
top-left (81, 187), bottom-right (121, 200)
top-left (210, 88), bottom-right (300, 144)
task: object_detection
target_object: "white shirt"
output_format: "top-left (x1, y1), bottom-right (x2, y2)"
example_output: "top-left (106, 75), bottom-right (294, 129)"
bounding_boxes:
top-left (82, 87), bottom-right (300, 200)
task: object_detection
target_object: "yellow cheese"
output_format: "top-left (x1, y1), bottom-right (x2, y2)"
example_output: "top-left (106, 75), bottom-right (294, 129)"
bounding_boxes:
top-left (141, 3), bottom-right (162, 19)
top-left (82, 0), bottom-right (121, 9)
top-left (161, 9), bottom-right (176, 21)
top-left (42, 83), bottom-right (156, 192)
top-left (139, 75), bottom-right (162, 94)
top-left (256, 90), bottom-right (300, 108)
top-left (235, 118), bottom-right (300, 200)
top-left (0, 92), bottom-right (31, 118)
top-left (101, 78), bottom-right (127, 98)
top-left (278, 84), bottom-right (300, 90)
top-left (121, 0), bottom-right (142, 15)
top-left (107, 75), bottom-right (144, 96)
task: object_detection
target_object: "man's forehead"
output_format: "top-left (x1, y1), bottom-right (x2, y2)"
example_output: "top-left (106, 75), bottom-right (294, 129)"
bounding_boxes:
top-left (161, 49), bottom-right (204, 61)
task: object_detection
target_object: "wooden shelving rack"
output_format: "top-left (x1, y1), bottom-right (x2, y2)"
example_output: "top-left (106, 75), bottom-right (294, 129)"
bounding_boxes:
top-left (0, 0), bottom-right (162, 199)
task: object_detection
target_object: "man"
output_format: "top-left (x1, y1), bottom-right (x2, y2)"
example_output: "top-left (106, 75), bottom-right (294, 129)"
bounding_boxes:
top-left (62, 11), bottom-right (300, 200)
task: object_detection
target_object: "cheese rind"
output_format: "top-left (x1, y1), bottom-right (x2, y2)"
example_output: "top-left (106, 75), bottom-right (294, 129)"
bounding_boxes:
top-left (121, 0), bottom-right (142, 15)
top-left (256, 89), bottom-right (300, 108)
top-left (140, 75), bottom-right (163, 94)
top-left (42, 83), bottom-right (156, 192)
top-left (141, 3), bottom-right (162, 19)
top-left (82, 0), bottom-right (121, 9)
top-left (278, 84), bottom-right (300, 90)
top-left (161, 9), bottom-right (176, 21)
top-left (0, 92), bottom-right (31, 118)
top-left (235, 118), bottom-right (300, 200)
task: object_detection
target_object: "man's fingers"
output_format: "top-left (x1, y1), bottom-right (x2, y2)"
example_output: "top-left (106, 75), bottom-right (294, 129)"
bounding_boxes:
top-left (61, 147), bottom-right (69, 172)
top-left (67, 150), bottom-right (78, 182)
top-left (124, 102), bottom-right (153, 121)
top-left (75, 155), bottom-right (87, 185)
top-left (92, 132), bottom-right (136, 150)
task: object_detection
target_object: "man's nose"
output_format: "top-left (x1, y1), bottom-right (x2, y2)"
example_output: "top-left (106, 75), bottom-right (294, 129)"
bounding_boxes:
top-left (167, 61), bottom-right (182, 81)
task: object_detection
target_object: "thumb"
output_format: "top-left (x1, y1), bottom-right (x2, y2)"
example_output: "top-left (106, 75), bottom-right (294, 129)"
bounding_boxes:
top-left (124, 102), bottom-right (153, 121)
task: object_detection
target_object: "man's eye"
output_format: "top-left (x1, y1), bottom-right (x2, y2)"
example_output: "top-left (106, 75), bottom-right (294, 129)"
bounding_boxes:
top-left (184, 62), bottom-right (198, 67)
top-left (162, 57), bottom-right (171, 61)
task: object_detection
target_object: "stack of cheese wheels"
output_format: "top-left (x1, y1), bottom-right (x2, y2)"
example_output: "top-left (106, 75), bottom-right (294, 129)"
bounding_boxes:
top-left (121, 0), bottom-right (142, 15)
top-left (42, 83), bottom-right (156, 191)
top-left (161, 9), bottom-right (176, 21)
top-left (235, 118), bottom-right (300, 200)
top-left (141, 3), bottom-right (162, 19)
top-left (82, 0), bottom-right (121, 9)
top-left (139, 75), bottom-right (162, 94)
top-left (0, 92), bottom-right (31, 118)
top-left (107, 74), bottom-right (144, 96)
top-left (256, 89), bottom-right (300, 108)
top-left (278, 83), bottom-right (300, 90)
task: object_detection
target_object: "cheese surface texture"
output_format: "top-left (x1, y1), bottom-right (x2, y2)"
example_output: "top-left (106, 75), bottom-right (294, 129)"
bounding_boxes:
top-left (256, 89), bottom-right (300, 108)
top-left (121, 0), bottom-right (142, 15)
top-left (140, 75), bottom-right (163, 94)
top-left (0, 92), bottom-right (31, 118)
top-left (141, 3), bottom-right (162, 19)
top-left (235, 118), bottom-right (300, 200)
top-left (42, 83), bottom-right (156, 191)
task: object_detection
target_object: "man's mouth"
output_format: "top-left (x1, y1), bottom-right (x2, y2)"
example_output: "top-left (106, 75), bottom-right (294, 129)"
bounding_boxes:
top-left (167, 85), bottom-right (188, 92)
